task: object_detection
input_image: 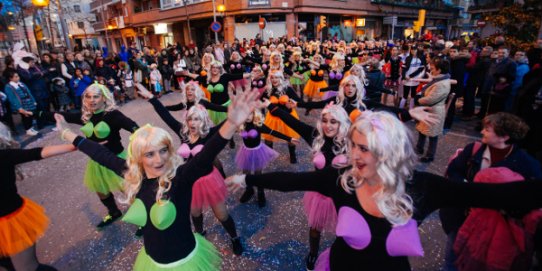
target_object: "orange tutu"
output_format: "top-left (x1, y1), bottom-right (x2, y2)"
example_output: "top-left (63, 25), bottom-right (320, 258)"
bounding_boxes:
top-left (262, 109), bottom-right (301, 142)
top-left (304, 80), bottom-right (328, 99)
top-left (200, 84), bottom-right (211, 100)
top-left (0, 197), bottom-right (49, 257)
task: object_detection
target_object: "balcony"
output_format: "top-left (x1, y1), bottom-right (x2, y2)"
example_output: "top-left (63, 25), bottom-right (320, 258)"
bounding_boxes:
top-left (90, 0), bottom-right (113, 11)
top-left (160, 0), bottom-right (209, 11)
top-left (370, 0), bottom-right (458, 10)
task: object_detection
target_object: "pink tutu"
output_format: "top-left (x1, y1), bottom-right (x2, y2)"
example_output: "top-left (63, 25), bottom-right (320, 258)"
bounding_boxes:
top-left (191, 167), bottom-right (228, 209)
top-left (235, 143), bottom-right (279, 172)
top-left (315, 248), bottom-right (331, 271)
top-left (232, 79), bottom-right (247, 89)
top-left (303, 192), bottom-right (337, 232)
top-left (322, 91), bottom-right (338, 100)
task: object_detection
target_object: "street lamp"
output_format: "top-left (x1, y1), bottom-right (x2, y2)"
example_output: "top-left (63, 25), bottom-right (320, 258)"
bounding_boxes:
top-left (32, 0), bottom-right (49, 7)
top-left (182, 0), bottom-right (192, 42)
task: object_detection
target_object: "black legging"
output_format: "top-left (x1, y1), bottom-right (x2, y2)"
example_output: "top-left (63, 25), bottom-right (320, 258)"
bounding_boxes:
top-left (403, 85), bottom-right (418, 99)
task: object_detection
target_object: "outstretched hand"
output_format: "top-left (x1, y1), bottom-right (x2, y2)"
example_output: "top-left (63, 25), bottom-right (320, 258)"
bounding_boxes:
top-left (54, 113), bottom-right (68, 131)
top-left (225, 174), bottom-right (247, 193)
top-left (227, 89), bottom-right (260, 127)
top-left (135, 83), bottom-right (154, 99)
top-left (409, 106), bottom-right (439, 126)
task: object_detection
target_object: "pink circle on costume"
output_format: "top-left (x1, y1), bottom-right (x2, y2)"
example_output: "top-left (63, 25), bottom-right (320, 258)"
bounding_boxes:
top-left (230, 64), bottom-right (235, 70)
top-left (236, 63), bottom-right (242, 69)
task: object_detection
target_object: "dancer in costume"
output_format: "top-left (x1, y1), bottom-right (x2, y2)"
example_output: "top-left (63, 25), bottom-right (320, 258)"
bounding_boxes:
top-left (41, 83), bottom-right (139, 229)
top-left (224, 51), bottom-right (248, 92)
top-left (56, 88), bottom-right (259, 270)
top-left (286, 51), bottom-right (308, 100)
top-left (303, 54), bottom-right (328, 115)
top-left (265, 102), bottom-right (351, 270)
top-left (261, 70), bottom-right (302, 164)
top-left (226, 111), bottom-right (542, 271)
top-left (249, 65), bottom-right (268, 98)
top-left (137, 85), bottom-right (244, 255)
top-left (0, 123), bottom-right (74, 271)
top-left (236, 108), bottom-right (297, 207)
top-left (161, 81), bottom-right (227, 120)
top-left (320, 53), bottom-right (351, 100)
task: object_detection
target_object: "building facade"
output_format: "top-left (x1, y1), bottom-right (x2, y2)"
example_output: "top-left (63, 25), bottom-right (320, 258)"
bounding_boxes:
top-left (90, 0), bottom-right (461, 52)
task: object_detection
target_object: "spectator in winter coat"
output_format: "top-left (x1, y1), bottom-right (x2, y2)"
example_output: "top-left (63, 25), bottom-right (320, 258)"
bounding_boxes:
top-left (159, 58), bottom-right (174, 93)
top-left (70, 68), bottom-right (93, 109)
top-left (507, 51), bottom-right (530, 112)
top-left (4, 70), bottom-right (39, 136)
top-left (17, 57), bottom-right (49, 129)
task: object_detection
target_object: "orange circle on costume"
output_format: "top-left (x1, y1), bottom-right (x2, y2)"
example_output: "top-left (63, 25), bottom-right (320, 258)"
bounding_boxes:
top-left (200, 70), bottom-right (207, 77)
top-left (349, 109), bottom-right (362, 123)
top-left (278, 95), bottom-right (289, 104)
top-left (269, 96), bottom-right (279, 104)
top-left (318, 70), bottom-right (324, 77)
top-left (310, 70), bottom-right (316, 76)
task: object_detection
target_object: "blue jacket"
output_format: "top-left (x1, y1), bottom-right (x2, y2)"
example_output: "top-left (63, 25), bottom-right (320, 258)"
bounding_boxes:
top-left (4, 83), bottom-right (37, 112)
top-left (70, 76), bottom-right (93, 97)
top-left (17, 66), bottom-right (49, 100)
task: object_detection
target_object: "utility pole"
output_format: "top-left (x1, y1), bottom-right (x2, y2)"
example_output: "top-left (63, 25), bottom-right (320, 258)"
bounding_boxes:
top-left (183, 0), bottom-right (192, 42)
top-left (212, 0), bottom-right (218, 43)
top-left (55, 0), bottom-right (71, 50)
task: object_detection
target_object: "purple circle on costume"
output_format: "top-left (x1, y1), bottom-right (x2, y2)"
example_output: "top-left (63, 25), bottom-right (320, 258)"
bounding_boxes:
top-left (240, 131), bottom-right (248, 139)
top-left (252, 81), bottom-right (257, 87)
top-left (236, 63), bottom-right (242, 69)
top-left (230, 64), bottom-right (235, 70)
top-left (258, 80), bottom-right (263, 87)
top-left (329, 71), bottom-right (336, 79)
top-left (248, 129), bottom-right (258, 138)
top-left (262, 64), bottom-right (268, 70)
top-left (336, 73), bottom-right (343, 80)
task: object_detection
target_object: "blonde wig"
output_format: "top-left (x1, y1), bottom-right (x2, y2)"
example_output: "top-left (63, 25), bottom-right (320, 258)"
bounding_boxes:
top-left (81, 83), bottom-right (117, 123)
top-left (230, 51), bottom-right (241, 62)
top-left (180, 81), bottom-right (205, 105)
top-left (269, 51), bottom-right (284, 71)
top-left (349, 64), bottom-right (369, 86)
top-left (201, 53), bottom-right (216, 71)
top-left (312, 104), bottom-right (350, 157)
top-left (207, 60), bottom-right (225, 83)
top-left (340, 111), bottom-right (417, 225)
top-left (266, 70), bottom-right (288, 97)
top-left (330, 53), bottom-right (346, 72)
top-left (336, 75), bottom-right (366, 109)
top-left (181, 105), bottom-right (213, 142)
top-left (123, 125), bottom-right (183, 204)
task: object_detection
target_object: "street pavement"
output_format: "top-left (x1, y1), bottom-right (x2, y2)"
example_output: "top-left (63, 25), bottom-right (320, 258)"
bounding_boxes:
top-left (15, 92), bottom-right (480, 270)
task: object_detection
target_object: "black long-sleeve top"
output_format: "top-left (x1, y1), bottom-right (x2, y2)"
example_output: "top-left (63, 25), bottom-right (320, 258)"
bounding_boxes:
top-left (73, 130), bottom-right (229, 264)
top-left (307, 64), bottom-right (329, 82)
top-left (224, 60), bottom-right (247, 75)
top-left (164, 99), bottom-right (227, 113)
top-left (241, 122), bottom-right (291, 148)
top-left (42, 110), bottom-right (138, 154)
top-left (148, 97), bottom-right (223, 148)
top-left (208, 73), bottom-right (244, 105)
top-left (246, 169), bottom-right (542, 271)
top-left (0, 148), bottom-right (43, 216)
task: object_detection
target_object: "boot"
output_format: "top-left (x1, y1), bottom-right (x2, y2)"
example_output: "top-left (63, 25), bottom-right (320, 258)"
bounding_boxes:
top-left (288, 145), bottom-right (297, 164)
top-left (257, 187), bottom-right (266, 208)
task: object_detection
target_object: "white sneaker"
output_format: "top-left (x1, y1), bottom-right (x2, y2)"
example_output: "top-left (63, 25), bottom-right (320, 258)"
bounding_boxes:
top-left (26, 128), bottom-right (39, 136)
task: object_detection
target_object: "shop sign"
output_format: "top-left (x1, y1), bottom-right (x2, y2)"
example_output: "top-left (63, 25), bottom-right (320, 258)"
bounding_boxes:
top-left (248, 0), bottom-right (270, 7)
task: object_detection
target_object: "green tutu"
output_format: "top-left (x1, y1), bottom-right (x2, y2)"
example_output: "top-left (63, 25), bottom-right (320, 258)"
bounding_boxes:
top-left (290, 76), bottom-right (305, 86)
top-left (208, 100), bottom-right (231, 125)
top-left (83, 151), bottom-right (126, 194)
top-left (134, 233), bottom-right (221, 271)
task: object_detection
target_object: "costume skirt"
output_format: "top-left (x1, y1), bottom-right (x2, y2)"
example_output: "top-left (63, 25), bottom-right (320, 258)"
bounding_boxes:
top-left (304, 80), bottom-right (328, 98)
top-left (384, 79), bottom-right (399, 88)
top-left (0, 197), bottom-right (49, 257)
top-left (290, 76), bottom-right (305, 86)
top-left (84, 151), bottom-right (126, 194)
top-left (315, 248), bottom-right (331, 271)
top-left (231, 79), bottom-right (247, 89)
top-left (208, 100), bottom-right (231, 125)
top-left (191, 167), bottom-right (227, 210)
top-left (322, 91), bottom-right (338, 100)
top-left (235, 142), bottom-right (279, 172)
top-left (262, 110), bottom-right (300, 142)
top-left (303, 192), bottom-right (337, 232)
top-left (134, 233), bottom-right (221, 271)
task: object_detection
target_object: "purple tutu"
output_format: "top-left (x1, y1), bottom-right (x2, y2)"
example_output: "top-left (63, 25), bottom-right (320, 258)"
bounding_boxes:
top-left (315, 248), bottom-right (331, 271)
top-left (235, 143), bottom-right (279, 172)
top-left (322, 91), bottom-right (338, 100)
top-left (191, 167), bottom-right (227, 210)
top-left (303, 192), bottom-right (337, 232)
top-left (232, 79), bottom-right (247, 89)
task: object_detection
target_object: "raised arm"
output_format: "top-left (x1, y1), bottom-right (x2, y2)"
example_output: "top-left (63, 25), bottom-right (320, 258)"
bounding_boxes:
top-left (267, 103), bottom-right (316, 145)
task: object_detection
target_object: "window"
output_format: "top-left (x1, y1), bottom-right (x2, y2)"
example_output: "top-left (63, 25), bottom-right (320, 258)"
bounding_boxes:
top-left (78, 22), bottom-right (85, 29)
top-left (74, 5), bottom-right (81, 12)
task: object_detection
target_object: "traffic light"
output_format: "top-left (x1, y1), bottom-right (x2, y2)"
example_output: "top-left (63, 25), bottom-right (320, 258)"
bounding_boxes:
top-left (320, 15), bottom-right (327, 27)
top-left (413, 20), bottom-right (421, 32)
top-left (418, 9), bottom-right (426, 26)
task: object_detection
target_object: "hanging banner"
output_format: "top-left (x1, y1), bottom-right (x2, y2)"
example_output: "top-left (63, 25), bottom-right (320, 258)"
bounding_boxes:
top-left (248, 0), bottom-right (270, 7)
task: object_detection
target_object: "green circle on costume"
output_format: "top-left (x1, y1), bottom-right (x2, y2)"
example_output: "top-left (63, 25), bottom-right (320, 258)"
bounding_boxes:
top-left (150, 200), bottom-right (177, 230)
top-left (122, 198), bottom-right (147, 227)
top-left (80, 122), bottom-right (94, 138)
top-left (207, 85), bottom-right (215, 93)
top-left (94, 121), bottom-right (111, 139)
top-left (213, 84), bottom-right (224, 93)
